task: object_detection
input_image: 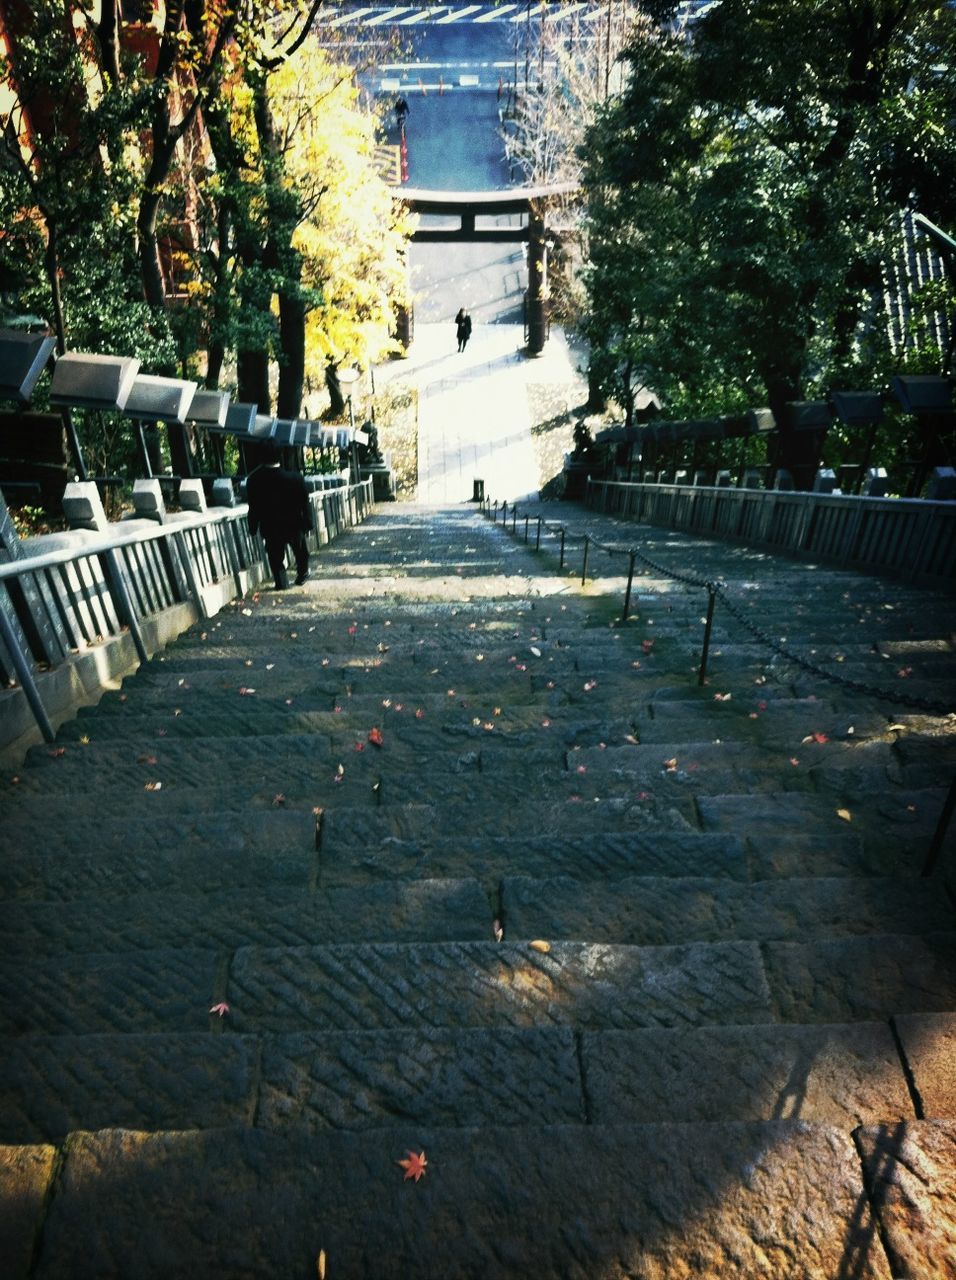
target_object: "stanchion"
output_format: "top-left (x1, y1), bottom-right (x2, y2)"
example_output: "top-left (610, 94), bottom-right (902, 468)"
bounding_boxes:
top-left (512, 506), bottom-right (518, 534)
top-left (581, 535), bottom-right (590, 585)
top-left (559, 527), bottom-right (566, 568)
top-left (697, 585), bottom-right (717, 686)
top-left (524, 515), bottom-right (529, 543)
top-left (922, 775), bottom-right (956, 877)
top-left (622, 551), bottom-right (636, 621)
top-left (535, 517), bottom-right (542, 551)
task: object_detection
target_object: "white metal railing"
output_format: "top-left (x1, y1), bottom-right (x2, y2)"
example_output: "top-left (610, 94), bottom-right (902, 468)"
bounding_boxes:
top-left (0, 478), bottom-right (374, 745)
top-left (586, 479), bottom-right (956, 587)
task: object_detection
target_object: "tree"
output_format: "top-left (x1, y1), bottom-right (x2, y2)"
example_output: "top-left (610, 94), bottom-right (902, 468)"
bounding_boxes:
top-left (582, 0), bottom-right (956, 442)
top-left (189, 34), bottom-right (412, 419)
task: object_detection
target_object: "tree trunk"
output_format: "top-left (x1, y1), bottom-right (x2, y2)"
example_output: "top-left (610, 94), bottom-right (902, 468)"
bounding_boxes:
top-left (277, 290), bottom-right (306, 419)
top-left (238, 349), bottom-right (271, 414)
top-left (43, 217), bottom-right (67, 355)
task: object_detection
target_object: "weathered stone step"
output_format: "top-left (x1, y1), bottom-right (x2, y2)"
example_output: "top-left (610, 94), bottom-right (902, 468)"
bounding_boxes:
top-left (0, 879), bottom-right (492, 956)
top-left (499, 875), bottom-right (954, 945)
top-left (15, 734), bottom-right (567, 795)
top-left (12, 1120), bottom-right (929, 1278)
top-left (698, 786), bottom-right (955, 852)
top-left (320, 830), bottom-right (751, 888)
top-left (320, 825), bottom-right (918, 885)
top-left (0, 1016), bottom-right (925, 1150)
top-left (0, 810), bottom-right (318, 901)
top-left (2, 934), bottom-right (854, 1037)
top-left (57, 702), bottom-right (636, 746)
top-left (225, 939), bottom-right (774, 1033)
top-left (0, 1027), bottom-right (585, 1144)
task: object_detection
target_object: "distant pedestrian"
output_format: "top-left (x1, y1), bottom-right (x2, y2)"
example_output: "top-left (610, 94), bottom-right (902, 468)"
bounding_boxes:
top-left (455, 307), bottom-right (472, 353)
top-left (246, 441), bottom-right (312, 589)
top-left (395, 96), bottom-right (409, 128)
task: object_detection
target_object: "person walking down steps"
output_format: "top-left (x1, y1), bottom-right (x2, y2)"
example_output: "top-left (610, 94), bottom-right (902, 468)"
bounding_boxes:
top-left (455, 307), bottom-right (472, 352)
top-left (246, 440), bottom-right (312, 589)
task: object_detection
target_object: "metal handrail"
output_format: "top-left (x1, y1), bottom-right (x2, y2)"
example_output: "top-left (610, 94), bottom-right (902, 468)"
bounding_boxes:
top-left (0, 506), bottom-right (249, 581)
top-left (0, 478), bottom-right (374, 747)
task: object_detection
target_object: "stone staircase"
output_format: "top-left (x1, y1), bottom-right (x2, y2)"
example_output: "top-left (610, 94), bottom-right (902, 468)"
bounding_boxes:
top-left (2, 502), bottom-right (955, 1279)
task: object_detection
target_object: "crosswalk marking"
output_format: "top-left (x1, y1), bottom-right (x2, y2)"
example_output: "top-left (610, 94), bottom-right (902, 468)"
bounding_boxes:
top-left (474, 3), bottom-right (519, 18)
top-left (318, 3), bottom-right (712, 26)
top-left (365, 5), bottom-right (418, 24)
top-left (323, 6), bottom-right (379, 27)
top-left (435, 5), bottom-right (484, 23)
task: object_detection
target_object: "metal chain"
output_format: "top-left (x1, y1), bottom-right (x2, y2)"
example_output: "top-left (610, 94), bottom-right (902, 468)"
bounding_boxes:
top-left (712, 585), bottom-right (953, 714)
top-left (486, 499), bottom-right (954, 717)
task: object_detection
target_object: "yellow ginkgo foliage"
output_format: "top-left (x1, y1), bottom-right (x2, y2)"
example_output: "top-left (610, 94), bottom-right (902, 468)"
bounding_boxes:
top-left (268, 40), bottom-right (415, 385)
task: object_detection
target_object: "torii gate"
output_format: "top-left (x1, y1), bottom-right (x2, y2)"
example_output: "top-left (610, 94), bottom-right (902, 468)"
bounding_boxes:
top-left (393, 184), bottom-right (577, 356)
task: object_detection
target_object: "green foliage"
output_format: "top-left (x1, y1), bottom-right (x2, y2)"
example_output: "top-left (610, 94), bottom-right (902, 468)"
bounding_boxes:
top-left (581, 0), bottom-right (956, 475)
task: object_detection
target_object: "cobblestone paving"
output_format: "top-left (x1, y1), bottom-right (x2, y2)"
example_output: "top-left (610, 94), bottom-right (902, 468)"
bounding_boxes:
top-left (1, 501), bottom-right (955, 1277)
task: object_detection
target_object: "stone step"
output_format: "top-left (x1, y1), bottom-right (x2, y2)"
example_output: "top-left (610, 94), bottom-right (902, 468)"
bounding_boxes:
top-left (0, 1016), bottom-right (929, 1148)
top-left (224, 934), bottom-right (956, 1035)
top-left (56, 703), bottom-right (637, 746)
top-left (1, 939), bottom-right (775, 1037)
top-left (10, 1120), bottom-right (940, 1278)
top-left (15, 735), bottom-right (570, 796)
top-left (499, 875), bottom-right (954, 945)
top-left (697, 786), bottom-right (955, 851)
top-left (0, 810), bottom-right (318, 901)
top-left (0, 879), bottom-right (493, 956)
top-left (323, 826), bottom-right (921, 884)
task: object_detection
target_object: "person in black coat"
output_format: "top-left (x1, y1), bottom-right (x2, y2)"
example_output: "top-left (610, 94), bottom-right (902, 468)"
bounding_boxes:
top-left (455, 307), bottom-right (472, 352)
top-left (246, 441), bottom-right (312, 589)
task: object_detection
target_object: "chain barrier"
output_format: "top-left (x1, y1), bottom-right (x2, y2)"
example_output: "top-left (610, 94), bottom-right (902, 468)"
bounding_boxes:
top-left (484, 492), bottom-right (954, 875)
top-left (483, 495), bottom-right (955, 716)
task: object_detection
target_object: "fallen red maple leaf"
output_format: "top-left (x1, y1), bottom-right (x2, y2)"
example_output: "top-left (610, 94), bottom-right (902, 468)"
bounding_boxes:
top-left (397, 1150), bottom-right (427, 1182)
top-left (368, 727), bottom-right (384, 747)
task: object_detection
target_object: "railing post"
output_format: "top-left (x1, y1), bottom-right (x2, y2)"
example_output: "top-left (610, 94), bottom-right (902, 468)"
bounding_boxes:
top-left (559, 527), bottom-right (566, 569)
top-left (622, 551), bottom-right (636, 621)
top-left (492, 500), bottom-right (498, 523)
top-left (697, 584), bottom-right (717, 686)
top-left (581, 535), bottom-right (590, 585)
top-left (0, 590), bottom-right (56, 742)
top-left (103, 548), bottom-right (148, 665)
top-left (922, 775), bottom-right (956, 877)
top-left (173, 529), bottom-right (209, 620)
top-left (535, 517), bottom-right (542, 551)
top-left (524, 514), bottom-right (529, 543)
top-left (512, 506), bottom-right (518, 534)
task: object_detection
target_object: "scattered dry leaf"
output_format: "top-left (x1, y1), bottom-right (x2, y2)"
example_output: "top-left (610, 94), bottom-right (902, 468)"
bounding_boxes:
top-left (209, 1002), bottom-right (230, 1017)
top-left (144, 781), bottom-right (162, 791)
top-left (316, 1249), bottom-right (326, 1280)
top-left (493, 919), bottom-right (504, 942)
top-left (272, 793), bottom-right (286, 806)
top-left (529, 940), bottom-right (551, 953)
top-left (836, 808), bottom-right (852, 823)
top-left (397, 1150), bottom-right (427, 1183)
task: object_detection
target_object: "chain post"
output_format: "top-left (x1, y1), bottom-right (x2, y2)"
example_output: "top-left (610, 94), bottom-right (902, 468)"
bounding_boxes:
top-left (512, 506), bottom-right (518, 534)
top-left (922, 775), bottom-right (956, 877)
top-left (559, 527), bottom-right (566, 568)
top-left (698, 584), bottom-right (717, 686)
top-left (535, 517), bottom-right (542, 551)
top-left (493, 500), bottom-right (498, 523)
top-left (581, 535), bottom-right (590, 585)
top-left (622, 551), bottom-right (636, 621)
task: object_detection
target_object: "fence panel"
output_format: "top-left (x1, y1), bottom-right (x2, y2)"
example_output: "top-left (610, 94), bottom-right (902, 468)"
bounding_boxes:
top-left (587, 480), bottom-right (955, 587)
